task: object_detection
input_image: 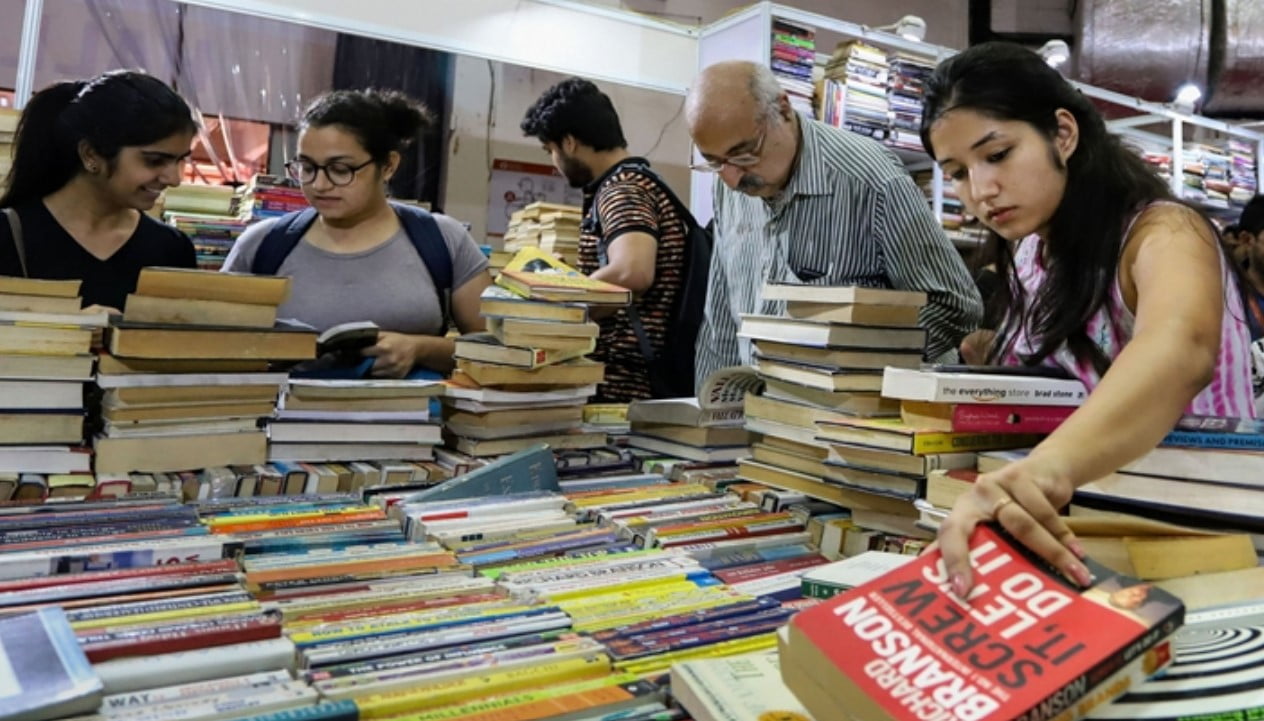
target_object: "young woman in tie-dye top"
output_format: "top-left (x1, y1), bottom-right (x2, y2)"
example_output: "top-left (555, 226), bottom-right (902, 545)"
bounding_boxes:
top-left (918, 42), bottom-right (1254, 599)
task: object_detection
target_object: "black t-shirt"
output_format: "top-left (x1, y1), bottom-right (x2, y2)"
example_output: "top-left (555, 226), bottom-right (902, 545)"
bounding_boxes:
top-left (0, 201), bottom-right (197, 310)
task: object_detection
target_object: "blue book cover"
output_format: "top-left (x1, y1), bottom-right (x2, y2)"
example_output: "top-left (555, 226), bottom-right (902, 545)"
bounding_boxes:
top-left (403, 444), bottom-right (559, 503)
top-left (0, 607), bottom-right (102, 721)
top-left (1162, 415), bottom-right (1264, 450)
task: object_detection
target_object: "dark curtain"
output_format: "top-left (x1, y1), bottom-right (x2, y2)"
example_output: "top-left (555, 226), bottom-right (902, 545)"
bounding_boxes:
top-left (332, 35), bottom-right (453, 210)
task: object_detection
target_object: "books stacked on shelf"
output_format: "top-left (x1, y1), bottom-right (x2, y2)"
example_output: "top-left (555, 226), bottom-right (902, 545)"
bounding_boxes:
top-left (0, 277), bottom-right (107, 496)
top-left (0, 107), bottom-right (17, 180)
top-left (165, 213), bottom-right (250, 271)
top-left (779, 525), bottom-right (1184, 721)
top-left (913, 169), bottom-right (989, 249)
top-left (446, 248), bottom-right (624, 458)
top-left (1140, 148), bottom-right (1173, 184)
top-left (1181, 142), bottom-right (1239, 216)
top-left (625, 366), bottom-right (762, 464)
top-left (885, 51), bottom-right (934, 154)
top-left (95, 268), bottom-right (315, 476)
top-left (269, 379), bottom-right (444, 468)
top-left (1229, 138), bottom-right (1258, 206)
top-left (237, 173), bottom-right (308, 221)
top-left (818, 41), bottom-right (890, 141)
top-left (503, 202), bottom-right (583, 266)
top-left (770, 19), bottom-right (816, 117)
top-left (161, 183), bottom-right (238, 217)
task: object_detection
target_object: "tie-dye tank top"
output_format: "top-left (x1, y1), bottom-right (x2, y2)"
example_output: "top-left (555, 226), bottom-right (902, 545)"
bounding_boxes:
top-left (998, 201), bottom-right (1256, 419)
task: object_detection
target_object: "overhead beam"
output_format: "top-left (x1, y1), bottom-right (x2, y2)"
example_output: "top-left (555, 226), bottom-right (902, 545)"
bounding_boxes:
top-left (175, 0), bottom-right (699, 95)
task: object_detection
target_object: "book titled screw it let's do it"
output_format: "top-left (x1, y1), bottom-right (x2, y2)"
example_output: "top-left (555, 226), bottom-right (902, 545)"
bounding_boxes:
top-left (780, 524), bottom-right (1184, 721)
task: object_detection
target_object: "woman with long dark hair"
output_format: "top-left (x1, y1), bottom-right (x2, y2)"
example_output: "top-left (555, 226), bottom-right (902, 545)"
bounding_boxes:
top-left (223, 89), bottom-right (489, 378)
top-left (924, 42), bottom-right (1253, 595)
top-left (0, 70), bottom-right (198, 312)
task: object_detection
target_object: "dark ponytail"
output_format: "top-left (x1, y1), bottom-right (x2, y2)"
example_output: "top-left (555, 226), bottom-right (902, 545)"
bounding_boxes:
top-left (1, 70), bottom-right (196, 208)
top-left (921, 42), bottom-right (1176, 375)
top-left (300, 89), bottom-right (434, 163)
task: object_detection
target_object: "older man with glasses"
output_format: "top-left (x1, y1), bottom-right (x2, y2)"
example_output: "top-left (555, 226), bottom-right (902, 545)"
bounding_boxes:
top-left (687, 60), bottom-right (982, 386)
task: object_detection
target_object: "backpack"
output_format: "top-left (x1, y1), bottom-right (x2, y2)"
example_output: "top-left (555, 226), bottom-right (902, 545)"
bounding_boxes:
top-left (588, 159), bottom-right (713, 398)
top-left (251, 202), bottom-right (454, 332)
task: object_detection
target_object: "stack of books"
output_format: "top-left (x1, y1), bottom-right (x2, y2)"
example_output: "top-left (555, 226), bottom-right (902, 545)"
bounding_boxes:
top-left (94, 268), bottom-right (315, 477)
top-left (886, 51), bottom-right (934, 154)
top-left (625, 366), bottom-right (761, 463)
top-left (0, 277), bottom-right (105, 494)
top-left (0, 108), bottom-right (16, 180)
top-left (1229, 138), bottom-right (1257, 206)
top-left (165, 213), bottom-right (250, 271)
top-left (818, 41), bottom-right (890, 140)
top-left (771, 19), bottom-right (817, 116)
top-left (446, 248), bottom-right (625, 457)
top-left (503, 202), bottom-right (583, 266)
top-left (237, 174), bottom-right (308, 221)
top-left (269, 378), bottom-right (444, 464)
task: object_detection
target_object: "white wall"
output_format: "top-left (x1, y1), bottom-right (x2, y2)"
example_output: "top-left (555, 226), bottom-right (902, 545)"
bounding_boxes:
top-left (443, 55), bottom-right (693, 246)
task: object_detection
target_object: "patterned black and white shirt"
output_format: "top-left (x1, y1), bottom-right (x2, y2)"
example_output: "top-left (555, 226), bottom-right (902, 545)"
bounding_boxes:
top-left (695, 116), bottom-right (983, 387)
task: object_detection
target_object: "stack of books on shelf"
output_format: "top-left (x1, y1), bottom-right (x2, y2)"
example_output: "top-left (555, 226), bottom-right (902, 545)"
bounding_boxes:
top-left (625, 366), bottom-right (761, 464)
top-left (0, 277), bottom-right (106, 494)
top-left (913, 169), bottom-right (988, 249)
top-left (818, 41), bottom-right (891, 141)
top-left (269, 378), bottom-right (444, 466)
top-left (165, 213), bottom-right (250, 271)
top-left (770, 19), bottom-right (817, 117)
top-left (1229, 138), bottom-right (1258, 206)
top-left (94, 267), bottom-right (315, 477)
top-left (161, 183), bottom-right (238, 217)
top-left (503, 202), bottom-right (583, 266)
top-left (0, 107), bottom-right (17, 180)
top-left (237, 173), bottom-right (308, 221)
top-left (446, 248), bottom-right (622, 458)
top-left (885, 51), bottom-right (934, 154)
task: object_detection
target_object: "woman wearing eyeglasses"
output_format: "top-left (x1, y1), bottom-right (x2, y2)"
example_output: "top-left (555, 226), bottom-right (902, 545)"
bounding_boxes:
top-left (223, 89), bottom-right (490, 377)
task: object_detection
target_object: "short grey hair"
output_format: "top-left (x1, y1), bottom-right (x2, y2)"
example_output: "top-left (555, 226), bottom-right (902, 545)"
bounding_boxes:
top-left (749, 63), bottom-right (784, 122)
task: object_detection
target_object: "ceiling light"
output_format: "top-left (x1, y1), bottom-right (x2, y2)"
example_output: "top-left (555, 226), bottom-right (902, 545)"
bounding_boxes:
top-left (1173, 83), bottom-right (1202, 113)
top-left (1039, 39), bottom-right (1070, 68)
top-left (878, 15), bottom-right (926, 43)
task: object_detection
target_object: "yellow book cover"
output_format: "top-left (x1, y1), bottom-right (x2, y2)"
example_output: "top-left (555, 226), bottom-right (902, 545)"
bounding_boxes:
top-left (69, 600), bottom-right (261, 631)
top-left (400, 672), bottom-right (645, 721)
top-left (354, 653), bottom-right (612, 719)
top-left (817, 417), bottom-right (1043, 455)
top-left (494, 248), bottom-right (630, 305)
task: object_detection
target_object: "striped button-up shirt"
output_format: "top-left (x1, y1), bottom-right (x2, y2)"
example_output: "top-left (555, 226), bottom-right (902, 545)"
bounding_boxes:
top-left (695, 116), bottom-right (983, 387)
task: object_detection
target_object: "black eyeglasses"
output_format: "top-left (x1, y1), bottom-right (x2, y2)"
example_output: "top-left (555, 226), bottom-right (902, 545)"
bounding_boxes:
top-left (285, 157), bottom-right (375, 187)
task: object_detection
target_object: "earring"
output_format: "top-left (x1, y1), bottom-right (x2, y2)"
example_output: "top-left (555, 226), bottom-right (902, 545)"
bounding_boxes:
top-left (87, 164), bottom-right (98, 173)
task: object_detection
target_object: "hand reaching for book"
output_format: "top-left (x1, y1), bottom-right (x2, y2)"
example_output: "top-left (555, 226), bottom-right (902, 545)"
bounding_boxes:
top-left (937, 453), bottom-right (1093, 598)
top-left (363, 331), bottom-right (419, 378)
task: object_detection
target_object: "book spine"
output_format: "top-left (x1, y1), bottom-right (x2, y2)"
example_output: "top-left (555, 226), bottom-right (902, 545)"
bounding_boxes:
top-left (1015, 614), bottom-right (1181, 721)
top-left (951, 405), bottom-right (1075, 434)
top-left (901, 375), bottom-right (1087, 406)
top-left (1161, 429), bottom-right (1264, 450)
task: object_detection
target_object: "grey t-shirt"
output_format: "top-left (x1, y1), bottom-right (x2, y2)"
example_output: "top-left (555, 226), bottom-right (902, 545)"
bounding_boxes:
top-left (222, 213), bottom-right (488, 334)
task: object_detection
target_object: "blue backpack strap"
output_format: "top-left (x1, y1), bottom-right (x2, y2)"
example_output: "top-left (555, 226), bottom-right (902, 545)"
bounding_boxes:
top-left (251, 208), bottom-right (319, 276)
top-left (390, 202), bottom-right (454, 332)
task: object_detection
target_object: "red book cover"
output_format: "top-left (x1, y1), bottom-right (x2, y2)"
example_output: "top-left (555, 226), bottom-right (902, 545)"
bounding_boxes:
top-left (784, 525), bottom-right (1183, 721)
top-left (952, 405), bottom-right (1076, 434)
top-left (712, 554), bottom-right (830, 585)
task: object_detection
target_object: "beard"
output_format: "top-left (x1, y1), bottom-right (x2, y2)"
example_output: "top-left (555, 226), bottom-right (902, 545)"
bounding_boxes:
top-left (558, 152), bottom-right (594, 188)
top-left (736, 172), bottom-right (769, 195)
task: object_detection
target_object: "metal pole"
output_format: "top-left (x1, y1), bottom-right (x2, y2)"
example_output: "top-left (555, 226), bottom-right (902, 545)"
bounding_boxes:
top-left (14, 0), bottom-right (45, 109)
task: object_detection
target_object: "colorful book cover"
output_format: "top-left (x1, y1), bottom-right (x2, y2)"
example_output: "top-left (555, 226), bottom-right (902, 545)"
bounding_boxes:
top-left (783, 525), bottom-right (1183, 721)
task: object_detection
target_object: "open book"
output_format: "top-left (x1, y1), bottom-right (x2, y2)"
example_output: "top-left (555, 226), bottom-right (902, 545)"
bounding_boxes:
top-left (626, 366), bottom-right (765, 427)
